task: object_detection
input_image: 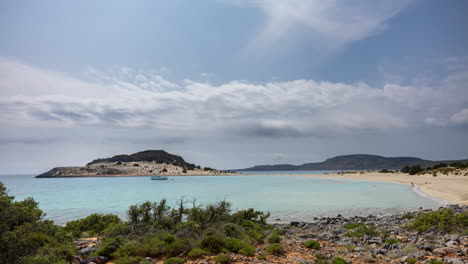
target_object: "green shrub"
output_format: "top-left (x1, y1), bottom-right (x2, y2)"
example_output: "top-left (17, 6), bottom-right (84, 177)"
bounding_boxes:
top-left (111, 240), bottom-right (140, 259)
top-left (223, 237), bottom-right (248, 253)
top-left (166, 238), bottom-right (191, 257)
top-left (267, 231), bottom-right (281, 243)
top-left (238, 246), bottom-right (255, 256)
top-left (344, 223), bottom-right (365, 229)
top-left (246, 229), bottom-right (266, 242)
top-left (188, 248), bottom-right (206, 259)
top-left (406, 258), bottom-right (417, 264)
top-left (384, 238), bottom-right (400, 244)
top-left (114, 256), bottom-right (143, 264)
top-left (258, 253), bottom-right (267, 260)
top-left (315, 253), bottom-right (327, 259)
top-left (201, 235), bottom-right (225, 254)
top-left (164, 257), bottom-right (185, 264)
top-left (222, 223), bottom-right (243, 238)
top-left (95, 237), bottom-right (123, 257)
top-left (344, 224), bottom-right (379, 238)
top-left (332, 257), bottom-right (347, 264)
top-left (304, 240), bottom-right (321, 249)
top-left (402, 245), bottom-right (419, 254)
top-left (407, 208), bottom-right (468, 233)
top-left (64, 213), bottom-right (121, 237)
top-left (265, 243), bottom-right (284, 256)
top-left (102, 222), bottom-right (129, 237)
top-left (0, 182), bottom-right (76, 264)
top-left (138, 237), bottom-right (166, 257)
top-left (215, 253), bottom-right (230, 264)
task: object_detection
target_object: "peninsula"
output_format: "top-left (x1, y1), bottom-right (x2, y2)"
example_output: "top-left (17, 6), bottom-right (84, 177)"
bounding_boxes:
top-left (237, 154), bottom-right (468, 171)
top-left (35, 150), bottom-right (238, 178)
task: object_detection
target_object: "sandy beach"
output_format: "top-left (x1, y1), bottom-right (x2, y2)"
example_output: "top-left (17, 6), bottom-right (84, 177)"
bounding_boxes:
top-left (291, 171), bottom-right (468, 205)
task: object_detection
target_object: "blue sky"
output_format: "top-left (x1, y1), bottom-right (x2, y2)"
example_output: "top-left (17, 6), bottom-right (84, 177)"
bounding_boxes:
top-left (0, 0), bottom-right (467, 173)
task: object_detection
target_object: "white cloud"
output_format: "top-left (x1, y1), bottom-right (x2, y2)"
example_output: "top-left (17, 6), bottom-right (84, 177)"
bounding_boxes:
top-left (0, 58), bottom-right (467, 138)
top-left (231, 0), bottom-right (413, 52)
top-left (450, 108), bottom-right (468, 125)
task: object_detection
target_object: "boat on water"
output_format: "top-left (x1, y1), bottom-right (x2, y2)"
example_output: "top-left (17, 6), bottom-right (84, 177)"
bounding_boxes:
top-left (151, 175), bottom-right (168, 180)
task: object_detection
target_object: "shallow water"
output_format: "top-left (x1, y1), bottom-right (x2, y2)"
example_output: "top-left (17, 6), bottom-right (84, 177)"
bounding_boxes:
top-left (0, 173), bottom-right (441, 224)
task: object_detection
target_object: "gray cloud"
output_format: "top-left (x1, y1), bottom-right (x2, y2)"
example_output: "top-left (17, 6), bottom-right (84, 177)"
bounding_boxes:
top-left (1, 58), bottom-right (468, 140)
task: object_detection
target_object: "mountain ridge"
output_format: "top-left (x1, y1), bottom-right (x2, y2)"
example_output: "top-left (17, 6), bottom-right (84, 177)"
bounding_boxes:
top-left (236, 154), bottom-right (468, 171)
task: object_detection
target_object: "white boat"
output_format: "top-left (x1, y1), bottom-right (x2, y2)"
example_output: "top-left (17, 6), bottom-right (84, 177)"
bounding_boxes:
top-left (151, 175), bottom-right (168, 180)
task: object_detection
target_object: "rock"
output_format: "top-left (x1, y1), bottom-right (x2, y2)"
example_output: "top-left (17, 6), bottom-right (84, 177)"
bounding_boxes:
top-left (433, 247), bottom-right (456, 256)
top-left (445, 240), bottom-right (459, 247)
top-left (80, 246), bottom-right (96, 255)
top-left (399, 256), bottom-right (408, 263)
top-left (80, 256), bottom-right (107, 264)
top-left (407, 251), bottom-right (427, 259)
top-left (290, 221), bottom-right (300, 227)
top-left (419, 244), bottom-right (438, 251)
top-left (444, 258), bottom-right (464, 264)
top-left (71, 256), bottom-right (81, 264)
top-left (144, 257), bottom-right (155, 263)
top-left (368, 237), bottom-right (382, 244)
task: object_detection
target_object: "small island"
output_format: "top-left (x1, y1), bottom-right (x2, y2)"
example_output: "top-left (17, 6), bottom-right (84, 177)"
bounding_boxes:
top-left (36, 150), bottom-right (239, 178)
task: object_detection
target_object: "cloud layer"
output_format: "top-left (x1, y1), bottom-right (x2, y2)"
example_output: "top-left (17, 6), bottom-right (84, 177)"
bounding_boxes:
top-left (1, 57), bottom-right (467, 141)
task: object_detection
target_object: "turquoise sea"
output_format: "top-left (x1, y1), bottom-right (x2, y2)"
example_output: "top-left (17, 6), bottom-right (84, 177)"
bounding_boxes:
top-left (0, 172), bottom-right (441, 225)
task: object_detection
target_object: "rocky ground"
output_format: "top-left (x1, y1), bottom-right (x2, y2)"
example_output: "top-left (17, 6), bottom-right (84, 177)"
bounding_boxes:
top-left (73, 205), bottom-right (467, 264)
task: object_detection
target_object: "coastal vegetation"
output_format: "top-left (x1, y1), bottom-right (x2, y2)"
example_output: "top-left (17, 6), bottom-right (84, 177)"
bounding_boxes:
top-left (1, 180), bottom-right (467, 263)
top-left (400, 162), bottom-right (468, 176)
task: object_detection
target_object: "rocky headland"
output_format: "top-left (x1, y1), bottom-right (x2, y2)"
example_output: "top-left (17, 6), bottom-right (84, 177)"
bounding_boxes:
top-left (36, 150), bottom-right (239, 178)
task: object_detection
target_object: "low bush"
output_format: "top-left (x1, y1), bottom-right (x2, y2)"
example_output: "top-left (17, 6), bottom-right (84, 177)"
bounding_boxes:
top-left (201, 235), bottom-right (225, 254)
top-left (344, 224), bottom-right (379, 238)
top-left (94, 237), bottom-right (123, 257)
top-left (238, 245), bottom-right (255, 256)
top-left (187, 248), bottom-right (206, 259)
top-left (267, 231), bottom-right (281, 243)
top-left (258, 253), bottom-right (267, 260)
top-left (315, 253), bottom-right (327, 259)
top-left (214, 253), bottom-right (230, 264)
top-left (64, 213), bottom-right (122, 237)
top-left (114, 256), bottom-right (144, 264)
top-left (304, 240), bottom-right (321, 249)
top-left (384, 238), bottom-right (400, 244)
top-left (407, 208), bottom-right (468, 233)
top-left (265, 243), bottom-right (284, 256)
top-left (406, 258), bottom-right (417, 264)
top-left (343, 223), bottom-right (365, 229)
top-left (332, 257), bottom-right (347, 264)
top-left (223, 237), bottom-right (249, 253)
top-left (164, 257), bottom-right (185, 264)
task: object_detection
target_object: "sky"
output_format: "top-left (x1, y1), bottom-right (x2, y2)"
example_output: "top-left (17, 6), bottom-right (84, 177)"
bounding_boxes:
top-left (0, 0), bottom-right (468, 174)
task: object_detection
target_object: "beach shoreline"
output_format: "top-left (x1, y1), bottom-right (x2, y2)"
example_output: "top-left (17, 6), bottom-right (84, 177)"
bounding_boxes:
top-left (266, 171), bottom-right (468, 205)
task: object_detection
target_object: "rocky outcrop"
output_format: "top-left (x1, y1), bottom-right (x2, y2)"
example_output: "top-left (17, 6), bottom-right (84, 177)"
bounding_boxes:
top-left (36, 150), bottom-right (238, 178)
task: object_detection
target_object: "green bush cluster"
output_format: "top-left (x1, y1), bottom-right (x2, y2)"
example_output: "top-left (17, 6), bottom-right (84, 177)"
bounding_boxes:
top-left (64, 213), bottom-right (123, 237)
top-left (304, 240), bottom-right (321, 249)
top-left (407, 208), bottom-right (468, 233)
top-left (0, 180), bottom-right (275, 263)
top-left (344, 224), bottom-right (379, 238)
top-left (0, 182), bottom-right (76, 264)
top-left (265, 243), bottom-right (284, 256)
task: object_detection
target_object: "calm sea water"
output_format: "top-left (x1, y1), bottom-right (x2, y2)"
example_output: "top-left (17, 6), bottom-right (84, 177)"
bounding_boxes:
top-left (0, 172), bottom-right (441, 225)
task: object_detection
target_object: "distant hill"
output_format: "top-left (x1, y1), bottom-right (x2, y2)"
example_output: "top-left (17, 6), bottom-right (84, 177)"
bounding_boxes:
top-left (36, 150), bottom-right (236, 178)
top-left (236, 154), bottom-right (468, 171)
top-left (87, 150), bottom-right (191, 167)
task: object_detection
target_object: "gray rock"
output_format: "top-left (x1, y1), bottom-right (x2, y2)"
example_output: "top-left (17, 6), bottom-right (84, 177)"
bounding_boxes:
top-left (445, 240), bottom-right (459, 247)
top-left (407, 251), bottom-right (427, 259)
top-left (444, 258), bottom-right (464, 264)
top-left (80, 256), bottom-right (107, 264)
top-left (368, 237), bottom-right (382, 244)
top-left (80, 246), bottom-right (96, 255)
